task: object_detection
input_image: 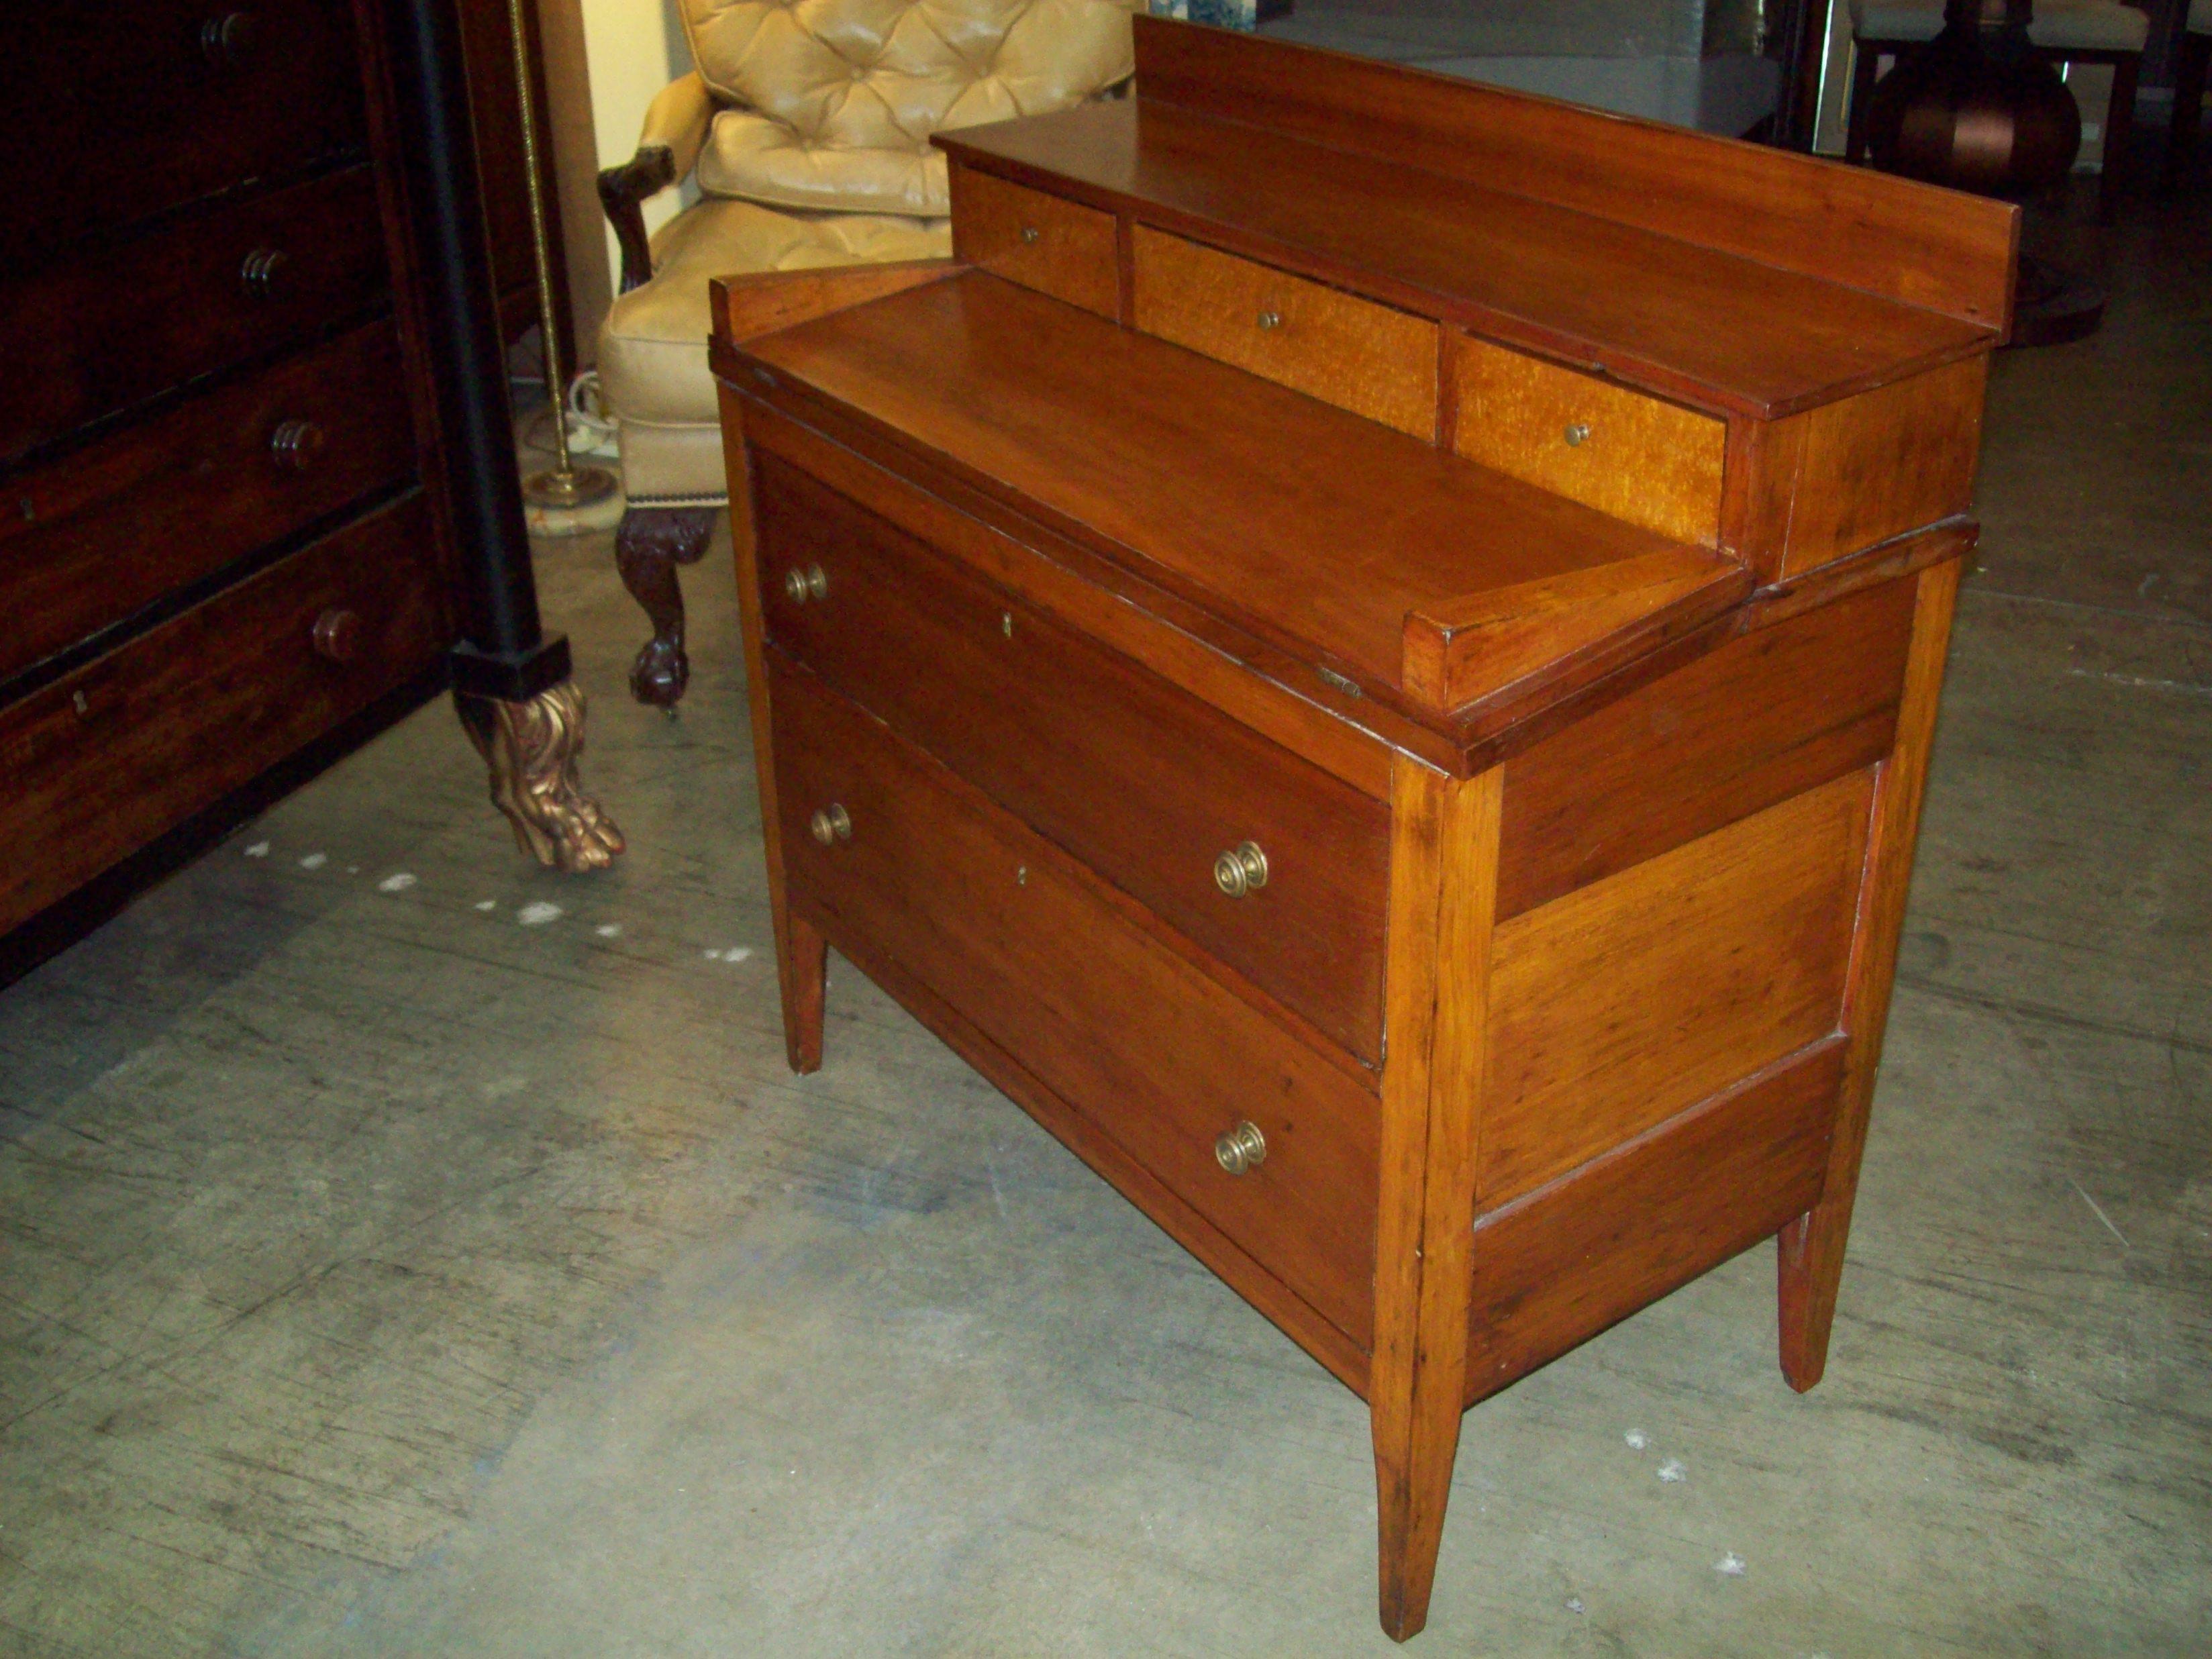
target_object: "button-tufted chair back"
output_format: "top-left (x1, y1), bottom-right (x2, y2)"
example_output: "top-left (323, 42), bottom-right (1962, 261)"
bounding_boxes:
top-left (683, 0), bottom-right (1140, 218)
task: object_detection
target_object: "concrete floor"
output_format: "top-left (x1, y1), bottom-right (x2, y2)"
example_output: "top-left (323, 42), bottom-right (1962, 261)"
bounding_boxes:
top-left (3, 188), bottom-right (2208, 1656)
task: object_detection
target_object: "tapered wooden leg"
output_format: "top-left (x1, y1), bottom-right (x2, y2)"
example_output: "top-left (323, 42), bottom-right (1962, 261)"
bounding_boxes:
top-left (1370, 758), bottom-right (1501, 1641)
top-left (1778, 559), bottom-right (1960, 1392)
top-left (777, 911), bottom-right (827, 1074)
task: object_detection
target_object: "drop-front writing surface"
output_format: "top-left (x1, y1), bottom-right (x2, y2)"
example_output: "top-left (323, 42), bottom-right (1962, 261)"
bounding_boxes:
top-left (710, 16), bottom-right (2010, 1642)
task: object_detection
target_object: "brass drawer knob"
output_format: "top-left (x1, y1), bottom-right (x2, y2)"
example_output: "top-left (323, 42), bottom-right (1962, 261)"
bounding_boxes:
top-left (1257, 308), bottom-right (1283, 331)
top-left (1019, 225), bottom-right (1040, 244)
top-left (1215, 1120), bottom-right (1267, 1176)
top-left (782, 564), bottom-right (828, 603)
top-left (1564, 421), bottom-right (1592, 447)
top-left (1213, 840), bottom-right (1268, 899)
top-left (240, 246), bottom-right (289, 300)
top-left (311, 607), bottom-right (362, 664)
top-left (809, 803), bottom-right (852, 846)
top-left (270, 418), bottom-right (326, 472)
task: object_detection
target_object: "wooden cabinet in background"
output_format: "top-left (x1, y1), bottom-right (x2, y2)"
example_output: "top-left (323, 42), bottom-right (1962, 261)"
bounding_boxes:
top-left (711, 17), bottom-right (2014, 1644)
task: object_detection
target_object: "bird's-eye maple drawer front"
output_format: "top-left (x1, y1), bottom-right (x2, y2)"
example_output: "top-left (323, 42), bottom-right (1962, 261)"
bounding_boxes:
top-left (0, 166), bottom-right (389, 464)
top-left (2, 0), bottom-right (368, 256)
top-left (1131, 226), bottom-right (1440, 441)
top-left (1, 321), bottom-right (417, 686)
top-left (770, 654), bottom-right (1382, 1348)
top-left (754, 454), bottom-right (1392, 1066)
top-left (949, 166), bottom-right (1119, 320)
top-left (0, 494), bottom-right (445, 938)
top-left (1449, 334), bottom-right (1726, 547)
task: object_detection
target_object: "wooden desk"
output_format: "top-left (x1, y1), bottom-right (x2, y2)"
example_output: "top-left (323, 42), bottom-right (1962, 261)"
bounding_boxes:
top-left (709, 18), bottom-right (2014, 1641)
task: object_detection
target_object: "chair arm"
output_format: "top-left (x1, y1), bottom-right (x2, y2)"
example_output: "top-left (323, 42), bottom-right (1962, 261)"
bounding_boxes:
top-left (596, 72), bottom-right (714, 293)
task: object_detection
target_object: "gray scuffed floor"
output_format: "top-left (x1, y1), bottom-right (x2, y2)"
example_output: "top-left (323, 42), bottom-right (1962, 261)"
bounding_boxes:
top-left (3, 194), bottom-right (2208, 1656)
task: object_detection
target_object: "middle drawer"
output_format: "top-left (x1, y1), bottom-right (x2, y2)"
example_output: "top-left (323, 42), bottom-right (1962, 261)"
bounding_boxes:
top-left (755, 452), bottom-right (1391, 1066)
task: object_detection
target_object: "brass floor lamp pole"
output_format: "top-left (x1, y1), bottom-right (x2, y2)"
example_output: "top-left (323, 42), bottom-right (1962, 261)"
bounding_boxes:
top-left (507, 0), bottom-right (617, 509)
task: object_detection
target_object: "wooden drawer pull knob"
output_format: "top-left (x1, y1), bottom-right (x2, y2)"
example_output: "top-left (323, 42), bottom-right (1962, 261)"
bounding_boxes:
top-left (1213, 840), bottom-right (1268, 899)
top-left (782, 564), bottom-right (828, 603)
top-left (1564, 421), bottom-right (1592, 447)
top-left (1214, 1120), bottom-right (1267, 1176)
top-left (270, 418), bottom-right (326, 472)
top-left (809, 803), bottom-right (852, 846)
top-left (240, 246), bottom-right (289, 299)
top-left (311, 608), bottom-right (362, 664)
top-left (200, 10), bottom-right (258, 68)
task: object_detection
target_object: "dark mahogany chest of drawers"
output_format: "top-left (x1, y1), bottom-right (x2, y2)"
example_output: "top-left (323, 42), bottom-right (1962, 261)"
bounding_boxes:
top-left (708, 17), bottom-right (2016, 1644)
top-left (0, 0), bottom-right (560, 972)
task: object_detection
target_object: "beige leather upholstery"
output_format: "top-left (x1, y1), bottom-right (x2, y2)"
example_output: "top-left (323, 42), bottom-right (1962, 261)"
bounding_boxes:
top-left (597, 0), bottom-right (1138, 507)
top-left (1849, 0), bottom-right (2149, 50)
top-left (601, 199), bottom-right (948, 501)
top-left (685, 0), bottom-right (1138, 216)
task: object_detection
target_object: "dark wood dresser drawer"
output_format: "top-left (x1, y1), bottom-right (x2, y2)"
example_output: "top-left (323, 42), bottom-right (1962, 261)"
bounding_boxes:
top-left (0, 493), bottom-right (446, 936)
top-left (1, 321), bottom-right (417, 685)
top-left (0, 0), bottom-right (366, 257)
top-left (770, 652), bottom-right (1381, 1348)
top-left (0, 166), bottom-right (389, 464)
top-left (755, 453), bottom-right (1392, 1065)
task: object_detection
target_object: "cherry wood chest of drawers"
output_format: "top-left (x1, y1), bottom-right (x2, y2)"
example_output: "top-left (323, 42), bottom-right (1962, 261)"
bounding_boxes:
top-left (711, 18), bottom-right (2016, 1641)
top-left (0, 0), bottom-right (571, 973)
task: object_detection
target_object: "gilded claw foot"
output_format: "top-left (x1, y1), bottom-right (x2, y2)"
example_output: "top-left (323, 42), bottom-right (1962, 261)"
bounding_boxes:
top-left (456, 681), bottom-right (625, 872)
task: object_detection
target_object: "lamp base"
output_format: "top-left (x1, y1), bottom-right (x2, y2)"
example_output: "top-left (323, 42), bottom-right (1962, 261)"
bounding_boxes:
top-left (522, 464), bottom-right (619, 509)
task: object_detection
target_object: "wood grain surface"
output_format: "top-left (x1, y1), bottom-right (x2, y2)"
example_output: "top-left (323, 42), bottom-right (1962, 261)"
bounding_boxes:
top-left (1482, 768), bottom-right (1875, 1204)
top-left (1450, 333), bottom-right (1725, 545)
top-left (950, 164), bottom-right (1119, 319)
top-left (1132, 226), bottom-right (1439, 440)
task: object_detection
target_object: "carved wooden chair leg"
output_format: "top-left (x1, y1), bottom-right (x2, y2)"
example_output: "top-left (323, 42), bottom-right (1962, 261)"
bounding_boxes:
top-left (455, 681), bottom-right (626, 873)
top-left (615, 505), bottom-right (719, 709)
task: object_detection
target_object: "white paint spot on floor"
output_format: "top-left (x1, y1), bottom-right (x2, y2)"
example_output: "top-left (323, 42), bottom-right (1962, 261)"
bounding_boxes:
top-left (346, 865), bottom-right (360, 874)
top-left (2066, 667), bottom-right (2212, 699)
top-left (703, 948), bottom-right (724, 960)
top-left (723, 947), bottom-right (752, 962)
top-left (1565, 1597), bottom-right (1585, 1615)
top-left (1624, 1429), bottom-right (1648, 1450)
top-left (376, 872), bottom-right (417, 894)
top-left (1715, 1553), bottom-right (1746, 1578)
top-left (474, 899), bottom-right (498, 912)
top-left (244, 842), bottom-right (270, 858)
top-left (299, 853), bottom-right (327, 870)
top-left (595, 923), bottom-right (621, 938)
top-left (517, 901), bottom-right (562, 927)
top-left (1658, 1459), bottom-right (1686, 1483)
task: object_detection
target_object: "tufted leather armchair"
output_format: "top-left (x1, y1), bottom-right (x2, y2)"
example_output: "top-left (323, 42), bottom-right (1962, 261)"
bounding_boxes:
top-left (597, 0), bottom-right (1141, 709)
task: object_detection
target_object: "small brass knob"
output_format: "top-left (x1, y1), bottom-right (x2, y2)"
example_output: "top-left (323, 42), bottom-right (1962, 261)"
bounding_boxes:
top-left (311, 607), bottom-right (362, 664)
top-left (1213, 840), bottom-right (1268, 899)
top-left (201, 10), bottom-right (258, 68)
top-left (809, 803), bottom-right (852, 846)
top-left (1215, 1121), bottom-right (1266, 1176)
top-left (1019, 225), bottom-right (1040, 244)
top-left (240, 246), bottom-right (288, 299)
top-left (782, 564), bottom-right (827, 603)
top-left (1257, 309), bottom-right (1283, 331)
top-left (270, 418), bottom-right (325, 472)
top-left (1564, 422), bottom-right (1591, 447)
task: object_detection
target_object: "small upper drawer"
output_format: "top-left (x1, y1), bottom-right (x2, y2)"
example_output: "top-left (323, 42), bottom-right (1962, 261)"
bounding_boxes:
top-left (0, 0), bottom-right (368, 259)
top-left (1131, 225), bottom-right (1439, 440)
top-left (754, 452), bottom-right (1392, 1067)
top-left (0, 493), bottom-right (446, 938)
top-left (1450, 334), bottom-right (1725, 546)
top-left (0, 166), bottom-right (390, 464)
top-left (949, 166), bottom-right (1119, 319)
top-left (1, 321), bottom-right (417, 687)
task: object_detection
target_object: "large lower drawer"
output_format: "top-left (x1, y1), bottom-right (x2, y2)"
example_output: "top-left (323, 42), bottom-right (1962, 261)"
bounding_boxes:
top-left (771, 654), bottom-right (1380, 1348)
top-left (0, 494), bottom-right (446, 936)
top-left (756, 452), bottom-right (1391, 1064)
top-left (1, 321), bottom-right (417, 685)
top-left (1, 166), bottom-right (389, 464)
